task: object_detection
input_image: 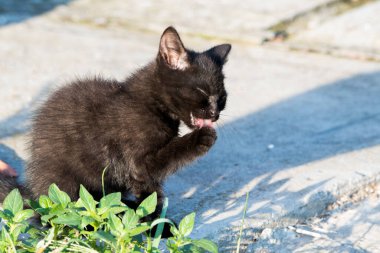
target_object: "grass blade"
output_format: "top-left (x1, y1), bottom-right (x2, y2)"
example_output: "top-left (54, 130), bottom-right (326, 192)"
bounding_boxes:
top-left (101, 165), bottom-right (109, 197)
top-left (236, 192), bottom-right (249, 253)
top-left (152, 197), bottom-right (169, 249)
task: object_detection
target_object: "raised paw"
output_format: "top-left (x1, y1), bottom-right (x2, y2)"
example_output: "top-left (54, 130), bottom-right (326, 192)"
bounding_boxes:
top-left (192, 127), bottom-right (217, 155)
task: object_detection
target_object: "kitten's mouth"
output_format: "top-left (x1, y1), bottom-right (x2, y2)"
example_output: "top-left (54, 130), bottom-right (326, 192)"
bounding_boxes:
top-left (190, 112), bottom-right (214, 128)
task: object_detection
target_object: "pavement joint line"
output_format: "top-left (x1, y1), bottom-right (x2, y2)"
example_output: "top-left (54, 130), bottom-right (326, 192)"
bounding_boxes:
top-left (264, 0), bottom-right (376, 43)
top-left (284, 42), bottom-right (380, 63)
top-left (261, 0), bottom-right (380, 63)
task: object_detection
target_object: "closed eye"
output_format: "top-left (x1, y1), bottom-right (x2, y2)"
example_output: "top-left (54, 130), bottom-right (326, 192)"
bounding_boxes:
top-left (196, 87), bottom-right (208, 97)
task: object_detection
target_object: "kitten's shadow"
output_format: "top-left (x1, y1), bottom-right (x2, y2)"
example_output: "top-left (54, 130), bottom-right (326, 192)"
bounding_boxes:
top-left (0, 83), bottom-right (53, 182)
top-left (166, 71), bottom-right (380, 229)
top-left (0, 144), bottom-right (24, 181)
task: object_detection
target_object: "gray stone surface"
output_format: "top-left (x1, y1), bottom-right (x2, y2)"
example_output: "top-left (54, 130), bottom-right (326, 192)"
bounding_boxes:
top-left (248, 184), bottom-right (380, 252)
top-left (48, 0), bottom-right (332, 43)
top-left (1, 0), bottom-right (380, 252)
top-left (289, 1), bottom-right (380, 61)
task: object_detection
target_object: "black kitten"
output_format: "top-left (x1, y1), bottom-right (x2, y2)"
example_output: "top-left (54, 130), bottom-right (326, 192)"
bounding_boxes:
top-left (2, 27), bottom-right (231, 215)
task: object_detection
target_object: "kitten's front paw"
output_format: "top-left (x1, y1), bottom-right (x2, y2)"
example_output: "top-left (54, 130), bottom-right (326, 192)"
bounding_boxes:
top-left (192, 127), bottom-right (217, 155)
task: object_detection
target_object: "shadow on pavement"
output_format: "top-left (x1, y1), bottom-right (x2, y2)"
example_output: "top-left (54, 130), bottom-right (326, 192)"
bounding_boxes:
top-left (167, 71), bottom-right (380, 237)
top-left (0, 0), bottom-right (71, 26)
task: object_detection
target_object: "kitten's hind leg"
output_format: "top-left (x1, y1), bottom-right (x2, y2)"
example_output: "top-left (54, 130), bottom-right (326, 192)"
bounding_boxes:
top-left (130, 182), bottom-right (173, 238)
top-left (132, 181), bottom-right (165, 214)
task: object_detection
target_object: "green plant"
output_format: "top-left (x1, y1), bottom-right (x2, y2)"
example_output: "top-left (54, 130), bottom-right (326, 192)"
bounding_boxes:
top-left (236, 192), bottom-right (249, 253)
top-left (0, 185), bottom-right (217, 253)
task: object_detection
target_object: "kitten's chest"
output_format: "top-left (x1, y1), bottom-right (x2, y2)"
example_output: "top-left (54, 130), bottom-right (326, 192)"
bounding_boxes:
top-left (152, 114), bottom-right (180, 140)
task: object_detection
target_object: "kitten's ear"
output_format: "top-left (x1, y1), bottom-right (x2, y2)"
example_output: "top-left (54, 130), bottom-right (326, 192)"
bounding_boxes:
top-left (159, 26), bottom-right (189, 70)
top-left (207, 44), bottom-right (232, 64)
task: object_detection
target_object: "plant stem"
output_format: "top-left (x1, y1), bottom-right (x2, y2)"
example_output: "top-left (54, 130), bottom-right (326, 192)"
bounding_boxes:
top-left (236, 192), bottom-right (249, 253)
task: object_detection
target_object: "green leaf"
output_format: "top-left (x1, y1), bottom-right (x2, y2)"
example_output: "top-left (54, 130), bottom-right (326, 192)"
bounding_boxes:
top-left (0, 210), bottom-right (12, 220)
top-left (108, 213), bottom-right (123, 235)
top-left (100, 192), bottom-right (121, 208)
top-left (48, 184), bottom-right (71, 207)
top-left (181, 244), bottom-right (202, 253)
top-left (96, 206), bottom-right (108, 215)
top-left (136, 192), bottom-right (157, 217)
top-left (26, 227), bottom-right (40, 238)
top-left (166, 238), bottom-right (177, 251)
top-left (0, 229), bottom-right (6, 243)
top-left (75, 198), bottom-right (84, 208)
top-left (49, 204), bottom-right (65, 215)
top-left (38, 195), bottom-right (53, 208)
top-left (13, 209), bottom-right (34, 222)
top-left (93, 231), bottom-right (116, 246)
top-left (170, 226), bottom-right (181, 237)
top-left (81, 216), bottom-right (97, 228)
top-left (150, 218), bottom-right (176, 231)
top-left (179, 212), bottom-right (196, 237)
top-left (51, 213), bottom-right (82, 227)
top-left (26, 199), bottom-right (40, 210)
top-left (11, 223), bottom-right (28, 240)
top-left (128, 225), bottom-right (150, 237)
top-left (193, 239), bottom-right (218, 253)
top-left (100, 206), bottom-right (130, 218)
top-left (78, 210), bottom-right (102, 223)
top-left (3, 189), bottom-right (23, 215)
top-left (41, 213), bottom-right (56, 223)
top-left (2, 227), bottom-right (16, 252)
top-left (108, 206), bottom-right (129, 214)
top-left (79, 185), bottom-right (97, 213)
top-left (122, 208), bottom-right (139, 230)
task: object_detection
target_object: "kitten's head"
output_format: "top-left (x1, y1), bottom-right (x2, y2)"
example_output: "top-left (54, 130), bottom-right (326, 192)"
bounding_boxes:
top-left (156, 26), bottom-right (231, 129)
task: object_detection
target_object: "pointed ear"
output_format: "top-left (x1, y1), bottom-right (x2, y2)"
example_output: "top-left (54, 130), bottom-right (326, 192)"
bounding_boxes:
top-left (159, 27), bottom-right (189, 70)
top-left (207, 44), bottom-right (231, 64)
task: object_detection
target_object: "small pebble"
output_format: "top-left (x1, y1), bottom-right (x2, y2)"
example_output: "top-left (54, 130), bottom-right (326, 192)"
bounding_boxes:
top-left (260, 228), bottom-right (273, 239)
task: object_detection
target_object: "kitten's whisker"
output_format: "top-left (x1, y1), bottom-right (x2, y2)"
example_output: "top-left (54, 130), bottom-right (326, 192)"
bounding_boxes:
top-left (215, 122), bottom-right (237, 147)
top-left (219, 113), bottom-right (233, 118)
top-left (215, 121), bottom-right (246, 145)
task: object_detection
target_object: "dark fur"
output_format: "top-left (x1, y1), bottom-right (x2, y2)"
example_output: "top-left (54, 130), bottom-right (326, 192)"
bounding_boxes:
top-left (1, 27), bottom-right (231, 213)
top-left (0, 175), bottom-right (30, 201)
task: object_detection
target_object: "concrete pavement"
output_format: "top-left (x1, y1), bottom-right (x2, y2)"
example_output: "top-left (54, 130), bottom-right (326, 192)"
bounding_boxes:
top-left (288, 0), bottom-right (380, 61)
top-left (1, 0), bottom-right (380, 252)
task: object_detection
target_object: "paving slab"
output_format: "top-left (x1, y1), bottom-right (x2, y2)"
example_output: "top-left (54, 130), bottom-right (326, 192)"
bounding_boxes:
top-left (288, 1), bottom-right (380, 61)
top-left (1, 1), bottom-right (380, 252)
top-left (45, 0), bottom-right (332, 43)
top-left (248, 183), bottom-right (380, 252)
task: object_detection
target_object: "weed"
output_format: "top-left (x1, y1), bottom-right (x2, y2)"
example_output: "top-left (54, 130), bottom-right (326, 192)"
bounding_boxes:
top-left (0, 185), bottom-right (218, 253)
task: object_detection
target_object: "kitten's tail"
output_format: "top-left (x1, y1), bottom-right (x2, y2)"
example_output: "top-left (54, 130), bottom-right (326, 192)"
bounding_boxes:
top-left (0, 175), bottom-right (31, 203)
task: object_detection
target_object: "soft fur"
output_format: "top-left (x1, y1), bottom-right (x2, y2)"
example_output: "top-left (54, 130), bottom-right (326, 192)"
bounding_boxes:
top-left (1, 27), bottom-right (231, 214)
